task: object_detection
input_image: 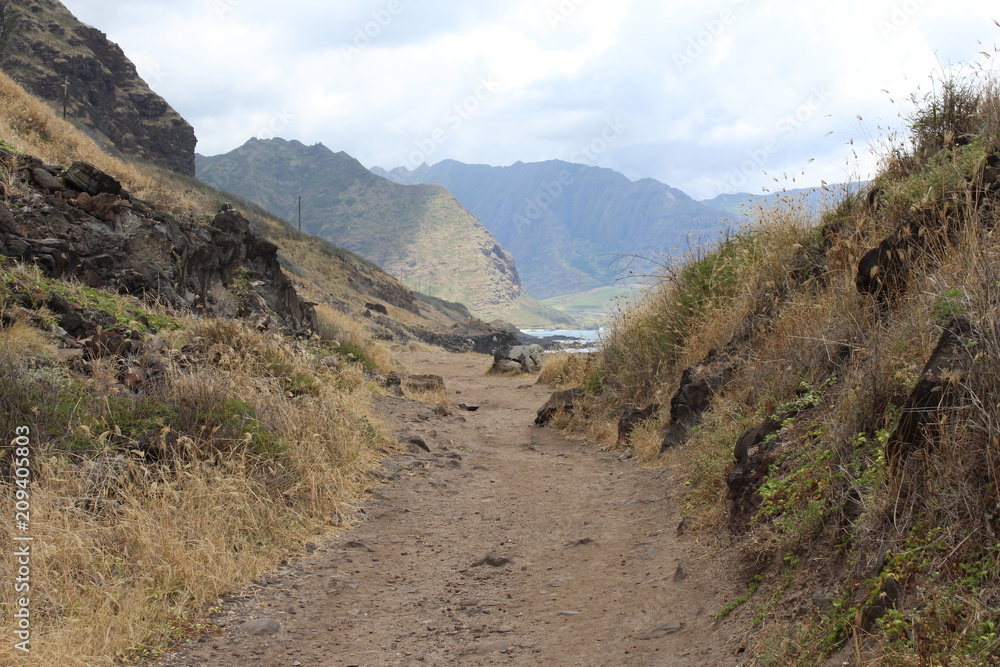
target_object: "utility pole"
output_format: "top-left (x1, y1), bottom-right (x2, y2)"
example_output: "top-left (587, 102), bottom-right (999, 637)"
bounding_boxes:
top-left (297, 188), bottom-right (302, 232)
top-left (61, 77), bottom-right (69, 119)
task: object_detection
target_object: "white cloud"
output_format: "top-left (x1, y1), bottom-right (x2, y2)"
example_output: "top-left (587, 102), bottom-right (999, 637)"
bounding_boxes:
top-left (59, 0), bottom-right (1000, 198)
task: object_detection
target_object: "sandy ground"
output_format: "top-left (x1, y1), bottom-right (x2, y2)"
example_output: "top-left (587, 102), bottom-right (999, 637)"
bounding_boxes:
top-left (150, 349), bottom-right (750, 666)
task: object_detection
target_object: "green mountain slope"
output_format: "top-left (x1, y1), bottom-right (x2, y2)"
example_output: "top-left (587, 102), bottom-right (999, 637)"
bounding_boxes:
top-left (375, 160), bottom-right (728, 299)
top-left (198, 139), bottom-right (572, 326)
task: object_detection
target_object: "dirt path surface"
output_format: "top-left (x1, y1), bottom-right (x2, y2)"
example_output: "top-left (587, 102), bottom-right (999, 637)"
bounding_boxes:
top-left (152, 350), bottom-right (748, 666)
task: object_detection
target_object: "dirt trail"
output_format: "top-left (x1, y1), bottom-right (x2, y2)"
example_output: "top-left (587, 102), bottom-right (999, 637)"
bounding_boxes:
top-left (152, 349), bottom-right (748, 666)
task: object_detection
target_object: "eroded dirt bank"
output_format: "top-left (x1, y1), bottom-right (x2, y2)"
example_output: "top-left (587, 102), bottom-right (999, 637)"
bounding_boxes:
top-left (152, 349), bottom-right (748, 666)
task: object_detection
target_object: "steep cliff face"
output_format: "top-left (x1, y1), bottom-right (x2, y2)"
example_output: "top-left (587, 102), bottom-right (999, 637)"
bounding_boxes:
top-left (0, 0), bottom-right (196, 175)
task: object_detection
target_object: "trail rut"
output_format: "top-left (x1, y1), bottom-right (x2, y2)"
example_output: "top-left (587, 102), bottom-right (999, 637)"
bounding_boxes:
top-left (152, 349), bottom-right (748, 666)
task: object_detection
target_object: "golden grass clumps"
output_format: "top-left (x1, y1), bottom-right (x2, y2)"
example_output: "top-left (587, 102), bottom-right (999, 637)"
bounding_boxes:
top-left (0, 283), bottom-right (391, 665)
top-left (537, 352), bottom-right (594, 388)
top-left (401, 385), bottom-right (450, 411)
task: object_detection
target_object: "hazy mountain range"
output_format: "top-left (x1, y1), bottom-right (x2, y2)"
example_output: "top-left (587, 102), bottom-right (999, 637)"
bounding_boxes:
top-left (374, 160), bottom-right (729, 300)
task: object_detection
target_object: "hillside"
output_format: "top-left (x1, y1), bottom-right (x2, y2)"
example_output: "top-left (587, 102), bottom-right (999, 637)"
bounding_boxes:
top-left (0, 0), bottom-right (197, 175)
top-left (554, 71), bottom-right (1000, 664)
top-left (198, 139), bottom-right (573, 326)
top-left (376, 159), bottom-right (729, 300)
top-left (0, 64), bottom-right (399, 665)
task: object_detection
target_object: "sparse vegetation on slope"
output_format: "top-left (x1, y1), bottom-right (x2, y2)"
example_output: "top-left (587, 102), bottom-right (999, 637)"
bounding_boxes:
top-left (0, 264), bottom-right (393, 666)
top-left (554, 67), bottom-right (1000, 665)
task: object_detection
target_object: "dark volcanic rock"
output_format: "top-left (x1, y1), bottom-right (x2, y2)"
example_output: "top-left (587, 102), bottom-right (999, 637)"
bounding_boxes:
top-left (0, 152), bottom-right (314, 330)
top-left (536, 388), bottom-right (583, 425)
top-left (660, 348), bottom-right (735, 453)
top-left (885, 317), bottom-right (975, 470)
top-left (856, 236), bottom-right (910, 301)
top-left (31, 167), bottom-right (63, 192)
top-left (418, 318), bottom-right (520, 355)
top-left (617, 404), bottom-right (659, 444)
top-left (732, 417), bottom-right (782, 465)
top-left (62, 161), bottom-right (123, 196)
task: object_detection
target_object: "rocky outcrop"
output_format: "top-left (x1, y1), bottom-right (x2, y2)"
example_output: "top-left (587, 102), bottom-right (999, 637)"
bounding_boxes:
top-left (1, 150), bottom-right (314, 330)
top-left (536, 388), bottom-right (583, 426)
top-left (491, 344), bottom-right (544, 374)
top-left (416, 318), bottom-right (520, 355)
top-left (660, 347), bottom-right (736, 453)
top-left (2, 0), bottom-right (197, 175)
top-left (617, 404), bottom-right (659, 444)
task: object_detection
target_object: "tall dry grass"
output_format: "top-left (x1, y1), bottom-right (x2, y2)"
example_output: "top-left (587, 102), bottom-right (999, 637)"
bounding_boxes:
top-left (569, 67), bottom-right (1000, 664)
top-left (0, 299), bottom-right (389, 665)
top-left (0, 70), bottom-right (412, 665)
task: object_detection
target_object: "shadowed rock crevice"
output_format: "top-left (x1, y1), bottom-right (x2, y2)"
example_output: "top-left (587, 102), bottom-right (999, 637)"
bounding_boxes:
top-left (885, 317), bottom-right (975, 472)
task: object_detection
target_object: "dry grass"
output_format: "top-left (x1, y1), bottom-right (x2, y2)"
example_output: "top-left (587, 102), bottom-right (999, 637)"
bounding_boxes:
top-left (0, 68), bottom-right (432, 666)
top-left (401, 385), bottom-right (450, 411)
top-left (0, 300), bottom-right (389, 665)
top-left (315, 304), bottom-right (369, 349)
top-left (537, 352), bottom-right (593, 388)
top-left (572, 69), bottom-right (1000, 665)
top-left (0, 318), bottom-right (57, 356)
top-left (404, 340), bottom-right (438, 353)
top-left (0, 71), bottom-right (200, 214)
top-left (628, 419), bottom-right (665, 464)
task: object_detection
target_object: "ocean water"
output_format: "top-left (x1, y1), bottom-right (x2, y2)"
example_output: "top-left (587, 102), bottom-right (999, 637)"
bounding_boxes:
top-left (522, 329), bottom-right (603, 350)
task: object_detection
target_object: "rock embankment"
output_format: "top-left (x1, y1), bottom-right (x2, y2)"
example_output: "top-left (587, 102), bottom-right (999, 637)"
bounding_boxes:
top-left (1, 149), bottom-right (314, 330)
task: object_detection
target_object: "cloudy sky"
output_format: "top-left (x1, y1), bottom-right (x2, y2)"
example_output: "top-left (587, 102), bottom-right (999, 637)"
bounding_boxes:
top-left (60, 0), bottom-right (998, 199)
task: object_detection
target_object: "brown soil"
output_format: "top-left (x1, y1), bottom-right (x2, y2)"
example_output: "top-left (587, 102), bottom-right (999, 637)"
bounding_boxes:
top-left (150, 349), bottom-right (750, 666)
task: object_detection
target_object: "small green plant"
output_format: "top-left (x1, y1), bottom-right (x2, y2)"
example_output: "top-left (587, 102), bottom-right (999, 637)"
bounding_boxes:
top-left (907, 74), bottom-right (982, 159)
top-left (931, 287), bottom-right (968, 325)
top-left (877, 607), bottom-right (911, 645)
top-left (715, 574), bottom-right (763, 618)
top-left (328, 342), bottom-right (377, 373)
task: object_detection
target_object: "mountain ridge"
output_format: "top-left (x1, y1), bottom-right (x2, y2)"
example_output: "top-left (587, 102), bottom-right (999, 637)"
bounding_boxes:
top-left (374, 159), bottom-right (729, 299)
top-left (197, 138), bottom-right (573, 326)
